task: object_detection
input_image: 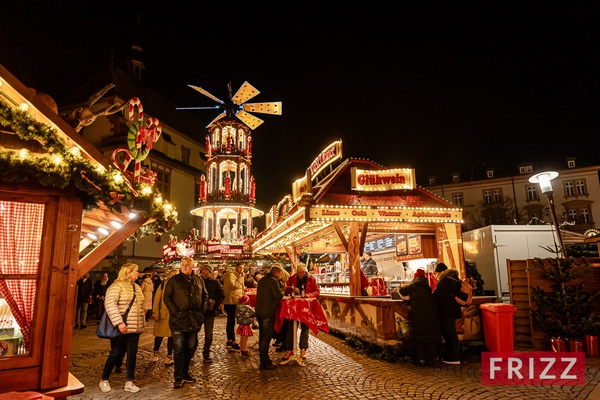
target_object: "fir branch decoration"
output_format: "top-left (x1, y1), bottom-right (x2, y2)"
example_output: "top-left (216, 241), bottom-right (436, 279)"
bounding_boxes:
top-left (0, 99), bottom-right (179, 239)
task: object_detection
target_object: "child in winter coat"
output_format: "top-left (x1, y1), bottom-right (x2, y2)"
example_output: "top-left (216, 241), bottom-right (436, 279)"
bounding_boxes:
top-left (235, 295), bottom-right (255, 357)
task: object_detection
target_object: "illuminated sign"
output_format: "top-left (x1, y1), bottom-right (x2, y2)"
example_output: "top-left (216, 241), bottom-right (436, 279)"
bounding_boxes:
top-left (351, 167), bottom-right (415, 191)
top-left (207, 243), bottom-right (244, 255)
top-left (309, 206), bottom-right (462, 222)
top-left (308, 140), bottom-right (342, 179)
top-left (292, 175), bottom-right (310, 202)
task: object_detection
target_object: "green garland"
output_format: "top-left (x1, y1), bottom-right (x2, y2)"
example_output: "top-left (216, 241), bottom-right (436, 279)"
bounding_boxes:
top-left (0, 99), bottom-right (179, 239)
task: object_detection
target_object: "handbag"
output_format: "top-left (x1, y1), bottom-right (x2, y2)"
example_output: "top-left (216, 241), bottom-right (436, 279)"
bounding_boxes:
top-left (206, 298), bottom-right (216, 311)
top-left (96, 287), bottom-right (136, 339)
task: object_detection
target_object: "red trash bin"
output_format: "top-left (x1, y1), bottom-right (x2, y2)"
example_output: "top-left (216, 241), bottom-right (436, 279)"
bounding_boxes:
top-left (479, 303), bottom-right (517, 352)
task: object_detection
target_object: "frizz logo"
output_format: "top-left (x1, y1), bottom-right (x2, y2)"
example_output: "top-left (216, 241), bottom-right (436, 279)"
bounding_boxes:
top-left (482, 352), bottom-right (585, 386)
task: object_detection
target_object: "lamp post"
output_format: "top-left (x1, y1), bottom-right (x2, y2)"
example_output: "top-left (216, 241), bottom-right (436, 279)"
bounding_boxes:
top-left (529, 171), bottom-right (566, 257)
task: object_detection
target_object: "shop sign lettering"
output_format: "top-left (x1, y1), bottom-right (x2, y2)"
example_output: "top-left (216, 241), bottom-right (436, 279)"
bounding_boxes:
top-left (481, 352), bottom-right (585, 386)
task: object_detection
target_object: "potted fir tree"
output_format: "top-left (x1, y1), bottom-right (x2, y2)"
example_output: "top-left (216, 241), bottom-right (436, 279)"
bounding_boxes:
top-left (529, 254), bottom-right (598, 352)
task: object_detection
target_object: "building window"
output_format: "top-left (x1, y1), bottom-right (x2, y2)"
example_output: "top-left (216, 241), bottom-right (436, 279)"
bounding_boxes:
top-left (519, 165), bottom-right (533, 174)
top-left (487, 170), bottom-right (494, 178)
top-left (576, 180), bottom-right (586, 195)
top-left (493, 189), bottom-right (502, 202)
top-left (452, 174), bottom-right (459, 183)
top-left (565, 182), bottom-right (574, 196)
top-left (526, 185), bottom-right (538, 200)
top-left (162, 132), bottom-right (175, 145)
top-left (453, 193), bottom-right (463, 207)
top-left (151, 161), bottom-right (171, 198)
top-left (581, 208), bottom-right (590, 223)
top-left (568, 159), bottom-right (576, 168)
top-left (428, 177), bottom-right (436, 185)
top-left (483, 190), bottom-right (492, 204)
top-left (568, 209), bottom-right (578, 221)
top-left (181, 145), bottom-right (191, 165)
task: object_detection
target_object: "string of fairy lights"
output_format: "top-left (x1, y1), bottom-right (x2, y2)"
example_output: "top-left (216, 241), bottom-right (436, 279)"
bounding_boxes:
top-left (0, 97), bottom-right (178, 239)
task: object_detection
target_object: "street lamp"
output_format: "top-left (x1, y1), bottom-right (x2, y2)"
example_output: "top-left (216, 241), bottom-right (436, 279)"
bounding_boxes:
top-left (529, 171), bottom-right (566, 257)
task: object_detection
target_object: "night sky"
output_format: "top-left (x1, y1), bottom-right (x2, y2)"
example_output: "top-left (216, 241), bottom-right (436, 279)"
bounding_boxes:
top-left (2, 1), bottom-right (600, 218)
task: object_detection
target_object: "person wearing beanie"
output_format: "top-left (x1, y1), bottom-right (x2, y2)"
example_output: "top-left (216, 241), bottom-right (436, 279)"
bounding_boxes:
top-left (433, 267), bottom-right (469, 365)
top-left (235, 294), bottom-right (256, 357)
top-left (200, 264), bottom-right (224, 363)
top-left (434, 263), bottom-right (448, 273)
top-left (399, 269), bottom-right (441, 366)
top-left (281, 262), bottom-right (320, 363)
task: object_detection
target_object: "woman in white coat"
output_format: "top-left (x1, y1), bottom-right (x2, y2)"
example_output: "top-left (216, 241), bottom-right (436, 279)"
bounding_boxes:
top-left (99, 263), bottom-right (146, 394)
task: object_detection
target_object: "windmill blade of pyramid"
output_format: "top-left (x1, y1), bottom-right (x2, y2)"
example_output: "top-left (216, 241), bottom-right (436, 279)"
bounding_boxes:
top-left (188, 84), bottom-right (225, 104)
top-left (235, 110), bottom-right (264, 130)
top-left (176, 105), bottom-right (221, 110)
top-left (243, 102), bottom-right (282, 115)
top-left (232, 81), bottom-right (260, 105)
top-left (206, 112), bottom-right (227, 128)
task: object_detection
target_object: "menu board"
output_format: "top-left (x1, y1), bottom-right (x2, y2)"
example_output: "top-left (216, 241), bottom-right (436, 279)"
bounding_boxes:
top-left (364, 235), bottom-right (395, 253)
top-left (408, 234), bottom-right (422, 255)
top-left (395, 234), bottom-right (407, 256)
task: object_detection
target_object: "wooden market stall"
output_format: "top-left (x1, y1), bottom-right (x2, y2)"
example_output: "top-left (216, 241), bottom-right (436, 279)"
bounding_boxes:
top-left (0, 65), bottom-right (175, 397)
top-left (252, 141), bottom-right (492, 345)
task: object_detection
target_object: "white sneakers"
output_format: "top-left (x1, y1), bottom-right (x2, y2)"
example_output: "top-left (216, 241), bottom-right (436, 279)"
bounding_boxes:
top-left (99, 380), bottom-right (111, 393)
top-left (124, 381), bottom-right (140, 393)
top-left (100, 380), bottom-right (140, 393)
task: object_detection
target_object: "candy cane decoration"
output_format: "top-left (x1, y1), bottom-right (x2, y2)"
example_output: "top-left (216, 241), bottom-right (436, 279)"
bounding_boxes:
top-left (111, 148), bottom-right (138, 196)
top-left (129, 97), bottom-right (143, 121)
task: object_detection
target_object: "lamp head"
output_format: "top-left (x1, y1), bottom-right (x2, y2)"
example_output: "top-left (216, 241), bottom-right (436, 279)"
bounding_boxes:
top-left (529, 171), bottom-right (559, 194)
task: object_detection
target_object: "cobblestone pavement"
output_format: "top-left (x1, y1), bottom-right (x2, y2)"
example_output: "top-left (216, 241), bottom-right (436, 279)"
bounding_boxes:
top-left (68, 315), bottom-right (600, 399)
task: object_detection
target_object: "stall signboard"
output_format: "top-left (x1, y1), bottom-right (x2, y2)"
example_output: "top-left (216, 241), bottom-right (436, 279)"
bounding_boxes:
top-left (309, 206), bottom-right (462, 223)
top-left (408, 234), bottom-right (422, 255)
top-left (207, 243), bottom-right (244, 255)
top-left (396, 234), bottom-right (408, 256)
top-left (351, 167), bottom-right (416, 191)
top-left (308, 140), bottom-right (342, 180)
top-left (364, 235), bottom-right (396, 253)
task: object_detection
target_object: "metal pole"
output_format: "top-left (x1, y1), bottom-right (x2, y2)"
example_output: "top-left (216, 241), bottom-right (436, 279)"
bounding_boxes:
top-left (546, 192), bottom-right (566, 257)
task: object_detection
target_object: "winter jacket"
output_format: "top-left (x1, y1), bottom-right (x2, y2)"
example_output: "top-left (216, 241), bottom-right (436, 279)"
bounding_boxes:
top-left (222, 269), bottom-right (245, 305)
top-left (76, 277), bottom-right (94, 304)
top-left (140, 276), bottom-right (154, 311)
top-left (163, 272), bottom-right (208, 332)
top-left (236, 304), bottom-right (256, 325)
top-left (93, 279), bottom-right (111, 300)
top-left (433, 269), bottom-right (468, 319)
top-left (104, 280), bottom-right (146, 333)
top-left (285, 273), bottom-right (320, 298)
top-left (202, 275), bottom-right (225, 317)
top-left (255, 272), bottom-right (285, 316)
top-left (400, 276), bottom-right (441, 343)
top-left (152, 278), bottom-right (172, 338)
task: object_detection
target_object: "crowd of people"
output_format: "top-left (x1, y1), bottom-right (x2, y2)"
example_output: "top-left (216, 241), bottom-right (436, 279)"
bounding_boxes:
top-left (87, 258), bottom-right (471, 393)
top-left (92, 259), bottom-right (321, 393)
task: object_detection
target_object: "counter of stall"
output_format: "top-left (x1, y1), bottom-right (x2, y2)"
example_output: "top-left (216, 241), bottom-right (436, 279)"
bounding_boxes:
top-left (317, 293), bottom-right (495, 346)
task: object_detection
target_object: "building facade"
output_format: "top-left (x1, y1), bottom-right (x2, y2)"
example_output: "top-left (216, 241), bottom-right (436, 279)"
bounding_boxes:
top-left (425, 158), bottom-right (600, 234)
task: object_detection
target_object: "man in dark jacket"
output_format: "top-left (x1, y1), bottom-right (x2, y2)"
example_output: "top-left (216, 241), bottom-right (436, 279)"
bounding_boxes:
top-left (200, 264), bottom-right (225, 364)
top-left (432, 267), bottom-right (470, 365)
top-left (92, 272), bottom-right (111, 323)
top-left (75, 272), bottom-right (94, 329)
top-left (164, 257), bottom-right (208, 388)
top-left (400, 269), bottom-right (441, 366)
top-left (255, 264), bottom-right (285, 369)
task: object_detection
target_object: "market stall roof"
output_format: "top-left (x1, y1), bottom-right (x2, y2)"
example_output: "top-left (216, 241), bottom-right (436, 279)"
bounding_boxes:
top-left (190, 205), bottom-right (264, 218)
top-left (0, 64), bottom-right (150, 277)
top-left (253, 157), bottom-right (461, 254)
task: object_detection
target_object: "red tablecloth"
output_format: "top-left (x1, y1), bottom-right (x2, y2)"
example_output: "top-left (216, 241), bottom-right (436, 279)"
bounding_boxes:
top-left (274, 297), bottom-right (329, 335)
top-left (245, 289), bottom-right (257, 307)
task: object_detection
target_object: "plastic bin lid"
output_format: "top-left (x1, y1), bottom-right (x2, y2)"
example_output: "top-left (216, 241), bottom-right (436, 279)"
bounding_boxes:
top-left (479, 303), bottom-right (517, 312)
